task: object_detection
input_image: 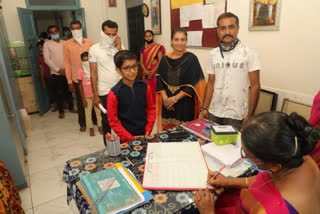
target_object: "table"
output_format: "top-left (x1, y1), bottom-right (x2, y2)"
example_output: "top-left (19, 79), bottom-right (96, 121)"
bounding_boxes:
top-left (63, 127), bottom-right (255, 214)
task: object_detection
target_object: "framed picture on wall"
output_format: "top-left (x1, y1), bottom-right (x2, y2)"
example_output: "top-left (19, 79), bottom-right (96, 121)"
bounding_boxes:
top-left (249, 0), bottom-right (281, 31)
top-left (151, 0), bottom-right (161, 34)
top-left (108, 0), bottom-right (117, 7)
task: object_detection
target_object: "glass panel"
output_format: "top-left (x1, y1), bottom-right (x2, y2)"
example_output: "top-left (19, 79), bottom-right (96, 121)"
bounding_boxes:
top-left (29, 0), bottom-right (76, 7)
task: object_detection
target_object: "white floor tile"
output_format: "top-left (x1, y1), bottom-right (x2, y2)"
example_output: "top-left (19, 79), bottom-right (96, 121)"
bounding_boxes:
top-left (27, 149), bottom-right (56, 175)
top-left (30, 167), bottom-right (67, 207)
top-left (33, 196), bottom-right (73, 214)
top-left (19, 187), bottom-right (33, 211)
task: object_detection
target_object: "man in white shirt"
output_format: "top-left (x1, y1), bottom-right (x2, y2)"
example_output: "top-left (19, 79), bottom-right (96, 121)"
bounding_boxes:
top-left (199, 12), bottom-right (261, 130)
top-left (89, 20), bottom-right (123, 146)
top-left (43, 25), bottom-right (75, 118)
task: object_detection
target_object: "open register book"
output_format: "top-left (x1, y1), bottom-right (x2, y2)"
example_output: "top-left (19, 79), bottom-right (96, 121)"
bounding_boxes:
top-left (142, 142), bottom-right (212, 190)
top-left (77, 163), bottom-right (152, 214)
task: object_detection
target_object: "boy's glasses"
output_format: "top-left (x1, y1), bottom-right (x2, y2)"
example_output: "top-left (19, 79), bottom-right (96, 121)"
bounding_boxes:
top-left (121, 65), bottom-right (138, 72)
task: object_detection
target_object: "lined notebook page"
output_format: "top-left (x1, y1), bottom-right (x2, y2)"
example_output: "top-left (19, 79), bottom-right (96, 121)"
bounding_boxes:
top-left (142, 142), bottom-right (210, 190)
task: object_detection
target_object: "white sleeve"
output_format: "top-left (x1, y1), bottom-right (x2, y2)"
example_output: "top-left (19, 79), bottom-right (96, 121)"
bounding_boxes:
top-left (248, 46), bottom-right (261, 72)
top-left (206, 52), bottom-right (215, 75)
top-left (88, 47), bottom-right (97, 64)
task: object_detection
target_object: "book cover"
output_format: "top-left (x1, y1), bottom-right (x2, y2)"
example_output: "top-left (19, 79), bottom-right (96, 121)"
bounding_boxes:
top-left (181, 118), bottom-right (216, 141)
top-left (81, 167), bottom-right (143, 214)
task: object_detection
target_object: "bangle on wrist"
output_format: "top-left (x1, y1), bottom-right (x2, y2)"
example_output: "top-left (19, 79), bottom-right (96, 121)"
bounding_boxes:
top-left (200, 108), bottom-right (208, 112)
top-left (245, 177), bottom-right (248, 186)
top-left (172, 96), bottom-right (178, 103)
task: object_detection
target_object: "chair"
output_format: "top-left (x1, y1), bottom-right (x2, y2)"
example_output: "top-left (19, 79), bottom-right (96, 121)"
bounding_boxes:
top-left (281, 98), bottom-right (312, 120)
top-left (252, 89), bottom-right (278, 115)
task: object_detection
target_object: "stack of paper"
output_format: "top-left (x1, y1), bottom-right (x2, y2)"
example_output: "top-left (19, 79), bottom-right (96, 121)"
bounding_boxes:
top-left (142, 142), bottom-right (212, 190)
top-left (77, 163), bottom-right (152, 214)
top-left (201, 140), bottom-right (242, 168)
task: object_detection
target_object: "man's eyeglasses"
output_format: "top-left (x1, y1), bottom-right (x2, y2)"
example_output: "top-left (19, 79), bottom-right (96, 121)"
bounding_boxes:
top-left (121, 65), bottom-right (138, 72)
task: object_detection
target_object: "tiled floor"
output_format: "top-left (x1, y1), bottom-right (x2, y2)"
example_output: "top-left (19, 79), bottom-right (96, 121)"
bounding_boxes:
top-left (19, 110), bottom-right (107, 214)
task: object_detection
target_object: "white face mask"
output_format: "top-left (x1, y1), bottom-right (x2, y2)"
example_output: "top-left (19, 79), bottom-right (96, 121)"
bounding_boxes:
top-left (71, 29), bottom-right (83, 45)
top-left (82, 61), bottom-right (90, 77)
top-left (99, 31), bottom-right (115, 49)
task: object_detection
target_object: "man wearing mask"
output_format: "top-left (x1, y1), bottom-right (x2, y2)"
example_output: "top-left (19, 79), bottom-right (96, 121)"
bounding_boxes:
top-left (89, 20), bottom-right (123, 146)
top-left (44, 25), bottom-right (76, 118)
top-left (199, 12), bottom-right (261, 130)
top-left (63, 20), bottom-right (94, 132)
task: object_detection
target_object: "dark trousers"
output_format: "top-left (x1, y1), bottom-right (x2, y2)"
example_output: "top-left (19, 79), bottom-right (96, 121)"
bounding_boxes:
top-left (99, 94), bottom-right (111, 146)
top-left (51, 74), bottom-right (73, 113)
top-left (74, 82), bottom-right (97, 128)
top-left (208, 113), bottom-right (243, 131)
top-left (44, 78), bottom-right (55, 104)
top-left (73, 82), bottom-right (86, 127)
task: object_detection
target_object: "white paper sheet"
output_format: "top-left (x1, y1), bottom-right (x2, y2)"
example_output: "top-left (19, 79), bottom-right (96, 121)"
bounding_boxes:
top-left (187, 31), bottom-right (203, 47)
top-left (201, 135), bottom-right (242, 167)
top-left (142, 142), bottom-right (210, 190)
top-left (215, 2), bottom-right (226, 21)
top-left (203, 4), bottom-right (216, 28)
top-left (206, 0), bottom-right (225, 4)
top-left (180, 5), bottom-right (191, 27)
top-left (189, 3), bottom-right (204, 21)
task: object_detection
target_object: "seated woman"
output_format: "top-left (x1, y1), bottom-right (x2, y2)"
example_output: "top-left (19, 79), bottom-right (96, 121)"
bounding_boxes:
top-left (195, 111), bottom-right (320, 214)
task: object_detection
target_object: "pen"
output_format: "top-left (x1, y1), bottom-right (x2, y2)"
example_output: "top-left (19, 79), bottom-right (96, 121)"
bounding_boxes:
top-left (211, 164), bottom-right (226, 180)
top-left (126, 157), bottom-right (134, 166)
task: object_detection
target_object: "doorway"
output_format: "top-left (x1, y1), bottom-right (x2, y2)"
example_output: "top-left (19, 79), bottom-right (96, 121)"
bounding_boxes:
top-left (34, 10), bottom-right (74, 39)
top-left (127, 4), bottom-right (145, 60)
top-left (17, 7), bottom-right (86, 115)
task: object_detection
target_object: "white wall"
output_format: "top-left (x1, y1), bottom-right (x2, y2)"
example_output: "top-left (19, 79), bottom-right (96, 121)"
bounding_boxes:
top-left (142, 0), bottom-right (320, 108)
top-left (80, 0), bottom-right (128, 48)
top-left (2, 0), bottom-right (26, 41)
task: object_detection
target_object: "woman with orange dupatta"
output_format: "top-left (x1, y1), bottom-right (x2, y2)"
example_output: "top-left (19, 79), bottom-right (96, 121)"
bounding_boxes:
top-left (156, 28), bottom-right (206, 131)
top-left (194, 112), bottom-right (320, 214)
top-left (140, 30), bottom-right (165, 103)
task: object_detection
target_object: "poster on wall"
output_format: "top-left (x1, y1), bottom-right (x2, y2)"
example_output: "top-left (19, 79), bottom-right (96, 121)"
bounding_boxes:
top-left (151, 0), bottom-right (161, 35)
top-left (108, 0), bottom-right (117, 7)
top-left (249, 0), bottom-right (281, 31)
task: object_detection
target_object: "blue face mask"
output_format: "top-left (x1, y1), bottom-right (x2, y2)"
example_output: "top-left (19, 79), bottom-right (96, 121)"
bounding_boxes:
top-left (51, 34), bottom-right (60, 40)
top-left (245, 158), bottom-right (272, 174)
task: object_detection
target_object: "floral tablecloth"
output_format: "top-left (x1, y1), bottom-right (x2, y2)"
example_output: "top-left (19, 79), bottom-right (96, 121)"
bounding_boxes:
top-left (63, 127), bottom-right (255, 214)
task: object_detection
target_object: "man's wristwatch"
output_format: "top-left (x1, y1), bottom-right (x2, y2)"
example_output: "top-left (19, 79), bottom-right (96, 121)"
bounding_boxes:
top-left (200, 108), bottom-right (208, 112)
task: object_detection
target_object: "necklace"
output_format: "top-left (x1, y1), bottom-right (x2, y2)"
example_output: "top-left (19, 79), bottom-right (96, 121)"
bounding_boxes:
top-left (248, 168), bottom-right (296, 190)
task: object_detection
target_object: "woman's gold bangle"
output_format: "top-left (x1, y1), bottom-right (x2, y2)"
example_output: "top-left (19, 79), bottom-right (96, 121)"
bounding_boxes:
top-left (172, 96), bottom-right (178, 103)
top-left (245, 177), bottom-right (248, 186)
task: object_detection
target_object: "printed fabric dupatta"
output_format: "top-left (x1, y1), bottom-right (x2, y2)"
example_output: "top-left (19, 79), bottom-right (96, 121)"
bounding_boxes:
top-left (238, 172), bottom-right (291, 214)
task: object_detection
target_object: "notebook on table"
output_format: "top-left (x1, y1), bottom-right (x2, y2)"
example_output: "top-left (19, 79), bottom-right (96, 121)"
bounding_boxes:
top-left (142, 142), bottom-right (212, 190)
top-left (181, 118), bottom-right (216, 141)
top-left (78, 163), bottom-right (152, 214)
top-left (201, 136), bottom-right (243, 168)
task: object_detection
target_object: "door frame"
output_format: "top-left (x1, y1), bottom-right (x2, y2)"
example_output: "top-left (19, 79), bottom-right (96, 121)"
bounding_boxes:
top-left (17, 6), bottom-right (87, 116)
